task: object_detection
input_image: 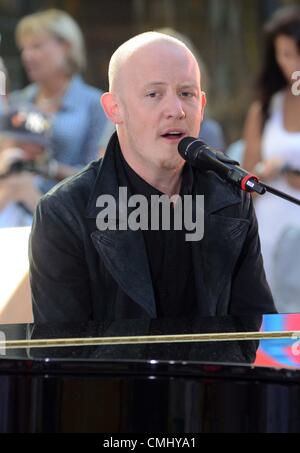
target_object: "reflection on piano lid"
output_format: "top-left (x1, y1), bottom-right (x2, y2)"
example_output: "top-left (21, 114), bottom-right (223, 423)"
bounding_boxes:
top-left (1, 314), bottom-right (263, 363)
top-left (1, 314), bottom-right (300, 368)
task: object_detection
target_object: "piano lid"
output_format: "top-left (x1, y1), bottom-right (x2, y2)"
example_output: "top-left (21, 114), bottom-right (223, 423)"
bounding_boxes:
top-left (0, 314), bottom-right (299, 372)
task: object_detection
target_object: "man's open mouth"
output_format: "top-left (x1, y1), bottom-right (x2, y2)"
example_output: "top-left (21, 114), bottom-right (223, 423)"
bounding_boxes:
top-left (161, 131), bottom-right (185, 140)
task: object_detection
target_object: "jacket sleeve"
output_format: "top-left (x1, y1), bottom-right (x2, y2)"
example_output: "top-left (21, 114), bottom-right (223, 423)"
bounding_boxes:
top-left (229, 194), bottom-right (277, 315)
top-left (29, 194), bottom-right (93, 323)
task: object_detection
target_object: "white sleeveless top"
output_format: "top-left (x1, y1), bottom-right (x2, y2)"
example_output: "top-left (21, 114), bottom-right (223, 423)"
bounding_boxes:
top-left (255, 91), bottom-right (300, 298)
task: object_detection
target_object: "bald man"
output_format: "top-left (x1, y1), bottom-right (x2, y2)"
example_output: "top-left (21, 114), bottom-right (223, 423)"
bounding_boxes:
top-left (29, 32), bottom-right (275, 323)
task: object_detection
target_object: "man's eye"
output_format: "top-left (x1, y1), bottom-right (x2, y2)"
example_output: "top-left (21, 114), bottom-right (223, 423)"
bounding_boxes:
top-left (181, 92), bottom-right (194, 97)
top-left (147, 92), bottom-right (158, 98)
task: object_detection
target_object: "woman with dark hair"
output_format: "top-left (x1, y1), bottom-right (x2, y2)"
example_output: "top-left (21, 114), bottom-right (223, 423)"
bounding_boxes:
top-left (243, 6), bottom-right (300, 312)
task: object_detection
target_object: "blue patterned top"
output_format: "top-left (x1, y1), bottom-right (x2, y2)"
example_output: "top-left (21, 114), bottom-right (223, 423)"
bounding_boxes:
top-left (10, 75), bottom-right (108, 191)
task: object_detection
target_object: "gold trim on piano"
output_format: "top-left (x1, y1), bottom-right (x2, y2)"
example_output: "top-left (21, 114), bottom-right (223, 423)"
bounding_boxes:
top-left (0, 330), bottom-right (300, 350)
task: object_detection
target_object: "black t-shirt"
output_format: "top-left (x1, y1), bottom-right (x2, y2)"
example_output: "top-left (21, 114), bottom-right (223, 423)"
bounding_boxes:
top-left (114, 145), bottom-right (197, 318)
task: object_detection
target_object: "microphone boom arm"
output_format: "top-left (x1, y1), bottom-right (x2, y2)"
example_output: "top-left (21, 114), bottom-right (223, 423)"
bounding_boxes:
top-left (178, 137), bottom-right (300, 207)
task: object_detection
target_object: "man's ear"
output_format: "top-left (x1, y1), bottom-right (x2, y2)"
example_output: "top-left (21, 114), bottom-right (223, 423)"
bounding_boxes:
top-left (101, 92), bottom-right (123, 124)
top-left (200, 91), bottom-right (207, 121)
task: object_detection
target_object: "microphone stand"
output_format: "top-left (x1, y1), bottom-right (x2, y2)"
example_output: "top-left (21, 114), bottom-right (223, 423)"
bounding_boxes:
top-left (226, 166), bottom-right (300, 207)
top-left (177, 137), bottom-right (300, 207)
top-left (257, 182), bottom-right (300, 207)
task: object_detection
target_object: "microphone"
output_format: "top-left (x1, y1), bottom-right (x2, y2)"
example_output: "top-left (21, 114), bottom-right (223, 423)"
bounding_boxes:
top-left (178, 137), bottom-right (266, 195)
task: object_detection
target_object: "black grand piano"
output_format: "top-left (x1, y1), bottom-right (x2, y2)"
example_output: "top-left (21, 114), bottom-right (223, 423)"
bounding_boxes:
top-left (0, 314), bottom-right (300, 433)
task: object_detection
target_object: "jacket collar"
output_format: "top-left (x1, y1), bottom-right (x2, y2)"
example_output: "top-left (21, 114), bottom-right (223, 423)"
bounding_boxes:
top-left (85, 132), bottom-right (121, 219)
top-left (194, 168), bottom-right (242, 214)
top-left (85, 132), bottom-right (241, 219)
top-left (87, 133), bottom-right (156, 317)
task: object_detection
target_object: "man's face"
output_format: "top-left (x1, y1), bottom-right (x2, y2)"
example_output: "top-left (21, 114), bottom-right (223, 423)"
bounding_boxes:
top-left (275, 34), bottom-right (300, 81)
top-left (115, 42), bottom-right (205, 172)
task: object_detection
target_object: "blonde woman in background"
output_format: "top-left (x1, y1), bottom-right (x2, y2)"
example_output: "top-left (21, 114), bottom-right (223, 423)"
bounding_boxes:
top-left (11, 9), bottom-right (108, 192)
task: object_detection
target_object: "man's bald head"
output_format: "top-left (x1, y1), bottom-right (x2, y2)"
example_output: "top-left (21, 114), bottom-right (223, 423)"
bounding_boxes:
top-left (108, 31), bottom-right (200, 94)
top-left (101, 30), bottom-right (206, 179)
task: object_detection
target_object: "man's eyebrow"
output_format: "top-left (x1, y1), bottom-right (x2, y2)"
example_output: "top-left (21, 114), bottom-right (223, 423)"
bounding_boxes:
top-left (143, 82), bottom-right (167, 89)
top-left (180, 84), bottom-right (199, 90)
top-left (143, 82), bottom-right (199, 90)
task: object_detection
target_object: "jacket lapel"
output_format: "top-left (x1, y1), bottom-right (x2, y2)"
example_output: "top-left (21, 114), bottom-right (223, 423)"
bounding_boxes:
top-left (192, 172), bottom-right (250, 315)
top-left (86, 134), bottom-right (156, 317)
top-left (91, 229), bottom-right (156, 318)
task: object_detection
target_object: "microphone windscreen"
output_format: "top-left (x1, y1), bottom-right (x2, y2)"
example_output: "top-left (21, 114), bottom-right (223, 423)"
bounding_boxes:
top-left (178, 137), bottom-right (196, 157)
top-left (178, 137), bottom-right (208, 158)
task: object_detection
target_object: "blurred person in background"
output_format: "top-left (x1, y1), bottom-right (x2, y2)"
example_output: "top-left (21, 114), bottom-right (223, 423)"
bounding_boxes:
top-left (10, 9), bottom-right (108, 192)
top-left (243, 6), bottom-right (300, 312)
top-left (0, 106), bottom-right (52, 228)
top-left (0, 57), bottom-right (8, 113)
top-left (0, 30), bottom-right (9, 113)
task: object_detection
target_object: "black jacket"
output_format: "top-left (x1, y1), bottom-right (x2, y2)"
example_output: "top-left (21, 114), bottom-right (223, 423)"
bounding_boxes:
top-left (29, 135), bottom-right (276, 323)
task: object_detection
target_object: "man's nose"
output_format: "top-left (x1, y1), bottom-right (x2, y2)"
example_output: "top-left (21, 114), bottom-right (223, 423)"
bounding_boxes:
top-left (164, 95), bottom-right (186, 120)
